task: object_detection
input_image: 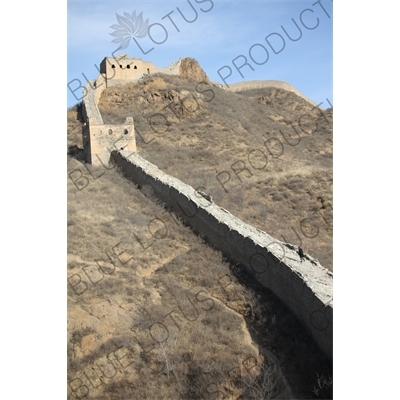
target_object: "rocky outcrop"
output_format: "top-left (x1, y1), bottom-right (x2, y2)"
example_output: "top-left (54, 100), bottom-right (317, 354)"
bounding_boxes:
top-left (178, 58), bottom-right (210, 83)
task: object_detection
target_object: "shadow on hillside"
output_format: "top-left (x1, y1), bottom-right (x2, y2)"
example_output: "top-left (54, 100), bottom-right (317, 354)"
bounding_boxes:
top-left (68, 145), bottom-right (85, 162)
top-left (229, 262), bottom-right (333, 399)
top-left (128, 180), bottom-right (333, 398)
top-left (68, 102), bottom-right (84, 122)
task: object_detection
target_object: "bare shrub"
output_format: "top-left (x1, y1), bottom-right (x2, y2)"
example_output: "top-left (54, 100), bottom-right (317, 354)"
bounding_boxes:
top-left (240, 364), bottom-right (283, 400)
top-left (312, 373), bottom-right (333, 398)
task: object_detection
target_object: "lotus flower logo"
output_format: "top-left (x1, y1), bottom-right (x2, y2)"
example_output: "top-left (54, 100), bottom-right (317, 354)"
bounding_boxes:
top-left (110, 12), bottom-right (150, 50)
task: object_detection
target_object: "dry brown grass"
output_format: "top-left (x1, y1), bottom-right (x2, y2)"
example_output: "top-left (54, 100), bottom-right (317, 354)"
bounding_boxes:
top-left (68, 71), bottom-right (333, 399)
top-left (98, 74), bottom-right (333, 270)
top-left (67, 104), bottom-right (83, 148)
top-left (67, 157), bottom-right (332, 399)
top-left (68, 153), bottom-right (263, 398)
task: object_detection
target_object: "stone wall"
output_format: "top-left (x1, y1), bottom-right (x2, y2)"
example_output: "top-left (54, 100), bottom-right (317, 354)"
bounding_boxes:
top-left (100, 55), bottom-right (157, 88)
top-left (111, 150), bottom-right (333, 360)
top-left (96, 56), bottom-right (209, 89)
top-left (226, 80), bottom-right (318, 107)
top-left (82, 76), bottom-right (136, 166)
top-left (81, 55), bottom-right (211, 166)
top-left (99, 54), bottom-right (182, 88)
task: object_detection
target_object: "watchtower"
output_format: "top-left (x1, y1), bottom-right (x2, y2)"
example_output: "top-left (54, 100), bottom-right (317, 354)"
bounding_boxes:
top-left (99, 54), bottom-right (156, 87)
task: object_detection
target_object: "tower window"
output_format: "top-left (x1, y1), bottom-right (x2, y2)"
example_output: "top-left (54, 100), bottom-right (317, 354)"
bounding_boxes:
top-left (127, 65), bottom-right (130, 69)
top-left (111, 64), bottom-right (115, 68)
top-left (134, 65), bottom-right (137, 69)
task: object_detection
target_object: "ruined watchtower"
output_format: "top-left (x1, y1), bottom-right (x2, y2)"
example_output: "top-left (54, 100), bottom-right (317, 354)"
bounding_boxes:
top-left (99, 54), bottom-right (157, 88)
top-left (81, 60), bottom-right (136, 167)
top-left (81, 54), bottom-right (184, 166)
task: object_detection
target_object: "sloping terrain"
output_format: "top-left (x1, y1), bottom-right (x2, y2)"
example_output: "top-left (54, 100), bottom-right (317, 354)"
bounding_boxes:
top-left (98, 71), bottom-right (333, 271)
top-left (67, 99), bottom-right (333, 398)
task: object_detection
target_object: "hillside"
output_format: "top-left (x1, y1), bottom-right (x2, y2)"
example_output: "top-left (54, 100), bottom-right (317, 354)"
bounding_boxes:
top-left (98, 71), bottom-right (333, 271)
top-left (67, 155), bottom-right (332, 399)
top-left (67, 68), bottom-right (332, 400)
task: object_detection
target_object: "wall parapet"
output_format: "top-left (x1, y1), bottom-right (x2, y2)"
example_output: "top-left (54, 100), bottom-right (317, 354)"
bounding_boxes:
top-left (82, 79), bottom-right (104, 125)
top-left (226, 80), bottom-right (318, 107)
top-left (112, 150), bottom-right (333, 360)
top-left (82, 76), bottom-right (136, 166)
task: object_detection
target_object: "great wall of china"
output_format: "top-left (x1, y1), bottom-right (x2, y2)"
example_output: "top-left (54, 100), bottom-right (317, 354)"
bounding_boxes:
top-left (81, 54), bottom-right (333, 360)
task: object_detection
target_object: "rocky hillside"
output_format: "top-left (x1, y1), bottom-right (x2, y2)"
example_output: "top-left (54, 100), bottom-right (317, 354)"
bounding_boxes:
top-left (67, 58), bottom-right (333, 399)
top-left (98, 63), bottom-right (333, 271)
top-left (67, 154), bottom-right (332, 400)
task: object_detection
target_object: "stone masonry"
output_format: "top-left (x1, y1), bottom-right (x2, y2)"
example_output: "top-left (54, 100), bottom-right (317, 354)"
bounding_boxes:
top-left (81, 73), bottom-right (136, 167)
top-left (111, 150), bottom-right (333, 360)
top-left (99, 54), bottom-right (181, 88)
top-left (81, 54), bottom-right (186, 166)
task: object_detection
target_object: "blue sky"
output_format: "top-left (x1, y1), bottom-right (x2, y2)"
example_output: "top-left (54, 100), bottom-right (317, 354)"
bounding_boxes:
top-left (67, 0), bottom-right (332, 107)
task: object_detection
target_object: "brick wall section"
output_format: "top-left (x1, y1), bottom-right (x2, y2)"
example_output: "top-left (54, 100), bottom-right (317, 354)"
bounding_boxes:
top-left (112, 150), bottom-right (333, 360)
